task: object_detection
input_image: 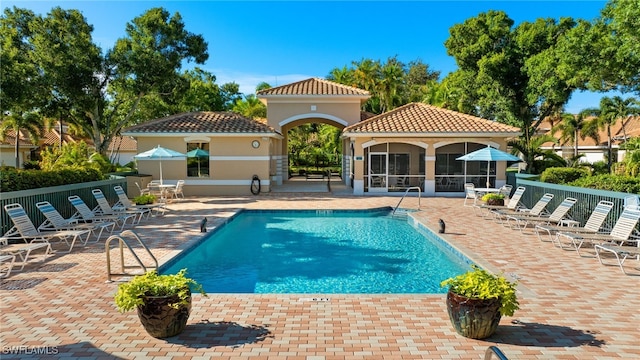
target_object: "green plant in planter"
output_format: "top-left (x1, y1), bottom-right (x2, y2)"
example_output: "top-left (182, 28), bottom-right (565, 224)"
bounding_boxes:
top-left (133, 193), bottom-right (156, 205)
top-left (481, 193), bottom-right (505, 203)
top-left (114, 269), bottom-right (205, 312)
top-left (441, 265), bottom-right (519, 316)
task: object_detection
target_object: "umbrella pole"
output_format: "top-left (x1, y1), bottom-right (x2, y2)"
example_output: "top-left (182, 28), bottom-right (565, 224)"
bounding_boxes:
top-left (160, 161), bottom-right (163, 185)
top-left (486, 161), bottom-right (490, 188)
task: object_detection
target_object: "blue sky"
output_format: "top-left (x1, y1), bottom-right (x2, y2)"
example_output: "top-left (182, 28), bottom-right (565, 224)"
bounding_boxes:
top-left (4, 0), bottom-right (621, 113)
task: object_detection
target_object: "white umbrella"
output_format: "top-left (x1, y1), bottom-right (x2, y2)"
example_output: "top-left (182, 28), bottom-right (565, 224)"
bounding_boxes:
top-left (134, 145), bottom-right (186, 184)
top-left (456, 146), bottom-right (520, 187)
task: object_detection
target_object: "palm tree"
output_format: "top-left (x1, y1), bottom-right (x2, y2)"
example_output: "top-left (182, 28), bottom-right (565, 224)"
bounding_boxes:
top-left (232, 95), bottom-right (266, 119)
top-left (592, 96), bottom-right (640, 172)
top-left (0, 111), bottom-right (44, 168)
top-left (508, 134), bottom-right (561, 174)
top-left (554, 110), bottom-right (591, 158)
top-left (377, 62), bottom-right (404, 113)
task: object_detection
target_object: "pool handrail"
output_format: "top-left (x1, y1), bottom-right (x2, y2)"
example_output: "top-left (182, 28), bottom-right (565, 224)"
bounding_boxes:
top-left (393, 186), bottom-right (422, 214)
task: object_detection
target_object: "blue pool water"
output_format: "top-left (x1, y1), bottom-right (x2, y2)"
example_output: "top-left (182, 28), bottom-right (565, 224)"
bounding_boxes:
top-left (161, 209), bottom-right (472, 294)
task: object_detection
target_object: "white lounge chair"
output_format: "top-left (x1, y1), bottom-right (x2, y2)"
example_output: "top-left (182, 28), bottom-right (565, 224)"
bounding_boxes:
top-left (3, 203), bottom-right (89, 253)
top-left (91, 189), bottom-right (144, 224)
top-left (0, 254), bottom-right (16, 278)
top-left (535, 200), bottom-right (614, 244)
top-left (36, 201), bottom-right (115, 242)
top-left (504, 197), bottom-right (577, 232)
top-left (112, 185), bottom-right (165, 217)
top-left (474, 186), bottom-right (525, 217)
top-left (68, 195), bottom-right (135, 231)
top-left (0, 237), bottom-right (52, 272)
top-left (594, 240), bottom-right (640, 275)
top-left (557, 207), bottom-right (640, 257)
top-left (493, 193), bottom-right (554, 223)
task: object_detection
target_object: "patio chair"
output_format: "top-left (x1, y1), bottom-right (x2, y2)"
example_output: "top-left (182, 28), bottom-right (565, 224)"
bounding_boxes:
top-left (135, 182), bottom-right (150, 196)
top-left (68, 195), bottom-right (135, 231)
top-left (534, 200), bottom-right (614, 244)
top-left (36, 201), bottom-right (115, 242)
top-left (112, 185), bottom-right (165, 217)
top-left (3, 203), bottom-right (89, 253)
top-left (557, 207), bottom-right (640, 257)
top-left (473, 186), bottom-right (525, 217)
top-left (594, 240), bottom-right (640, 275)
top-left (499, 185), bottom-right (513, 199)
top-left (0, 254), bottom-right (16, 278)
top-left (166, 180), bottom-right (185, 200)
top-left (504, 197), bottom-right (577, 232)
top-left (463, 183), bottom-right (478, 207)
top-left (91, 189), bottom-right (144, 224)
top-left (493, 193), bottom-right (554, 223)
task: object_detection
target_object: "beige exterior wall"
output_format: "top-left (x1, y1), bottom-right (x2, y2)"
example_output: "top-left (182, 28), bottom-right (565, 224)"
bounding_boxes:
top-left (0, 147), bottom-right (33, 168)
top-left (134, 135), bottom-right (274, 196)
top-left (266, 100), bottom-right (362, 133)
top-left (349, 136), bottom-right (514, 195)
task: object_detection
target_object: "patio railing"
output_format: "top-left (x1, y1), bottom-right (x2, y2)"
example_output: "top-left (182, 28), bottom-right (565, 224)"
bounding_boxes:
top-left (515, 176), bottom-right (640, 233)
top-left (0, 176), bottom-right (127, 236)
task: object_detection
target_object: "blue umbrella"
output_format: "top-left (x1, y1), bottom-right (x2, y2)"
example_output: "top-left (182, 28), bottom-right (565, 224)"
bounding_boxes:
top-left (456, 146), bottom-right (520, 187)
top-left (186, 148), bottom-right (209, 176)
top-left (134, 145), bottom-right (186, 184)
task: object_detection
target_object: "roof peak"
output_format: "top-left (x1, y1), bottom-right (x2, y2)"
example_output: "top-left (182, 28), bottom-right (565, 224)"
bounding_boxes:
top-left (257, 77), bottom-right (370, 97)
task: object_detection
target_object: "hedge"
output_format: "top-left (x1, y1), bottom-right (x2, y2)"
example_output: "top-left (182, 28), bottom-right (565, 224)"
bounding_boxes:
top-left (0, 166), bottom-right (105, 192)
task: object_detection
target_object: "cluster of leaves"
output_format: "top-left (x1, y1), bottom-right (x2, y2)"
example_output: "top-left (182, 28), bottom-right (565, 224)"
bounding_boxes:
top-left (327, 57), bottom-right (441, 114)
top-left (441, 265), bottom-right (519, 317)
top-left (568, 174), bottom-right (640, 194)
top-left (540, 167), bottom-right (591, 184)
top-left (481, 193), bottom-right (505, 202)
top-left (133, 194), bottom-right (156, 205)
top-left (114, 269), bottom-right (205, 312)
top-left (39, 142), bottom-right (115, 173)
top-left (1, 166), bottom-right (104, 192)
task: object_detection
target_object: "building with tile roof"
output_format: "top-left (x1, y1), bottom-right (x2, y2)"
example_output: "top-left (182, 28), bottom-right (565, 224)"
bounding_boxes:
top-left (122, 78), bottom-right (521, 196)
top-left (539, 116), bottom-right (640, 163)
top-left (0, 123), bottom-right (138, 168)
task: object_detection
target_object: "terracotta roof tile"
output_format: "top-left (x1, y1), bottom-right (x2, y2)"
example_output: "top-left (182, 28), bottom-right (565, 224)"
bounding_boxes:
top-left (543, 115), bottom-right (640, 147)
top-left (123, 111), bottom-right (279, 135)
top-left (107, 136), bottom-right (138, 152)
top-left (0, 130), bottom-right (36, 147)
top-left (343, 103), bottom-right (521, 135)
top-left (257, 78), bottom-right (370, 96)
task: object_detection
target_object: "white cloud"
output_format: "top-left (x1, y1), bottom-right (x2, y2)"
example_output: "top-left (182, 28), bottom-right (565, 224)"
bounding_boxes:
top-left (207, 69), bottom-right (318, 94)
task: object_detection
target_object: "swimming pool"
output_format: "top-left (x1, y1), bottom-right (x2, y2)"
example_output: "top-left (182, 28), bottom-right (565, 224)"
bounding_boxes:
top-left (161, 208), bottom-right (473, 293)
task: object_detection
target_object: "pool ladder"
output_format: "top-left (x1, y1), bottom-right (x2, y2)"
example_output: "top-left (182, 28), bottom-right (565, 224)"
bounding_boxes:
top-left (392, 186), bottom-right (422, 215)
top-left (105, 230), bottom-right (158, 282)
top-left (484, 346), bottom-right (509, 360)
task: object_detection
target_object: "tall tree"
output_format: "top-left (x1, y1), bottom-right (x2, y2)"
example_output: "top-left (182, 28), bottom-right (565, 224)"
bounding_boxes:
top-left (232, 94), bottom-right (266, 119)
top-left (592, 96), bottom-right (640, 172)
top-left (21, 7), bottom-right (209, 156)
top-left (0, 7), bottom-right (49, 167)
top-left (444, 11), bottom-right (578, 172)
top-left (554, 110), bottom-right (590, 158)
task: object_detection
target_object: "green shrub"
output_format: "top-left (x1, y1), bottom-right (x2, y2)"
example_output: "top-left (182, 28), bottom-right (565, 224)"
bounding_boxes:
top-left (568, 174), bottom-right (640, 194)
top-left (590, 161), bottom-right (610, 175)
top-left (540, 167), bottom-right (590, 184)
top-left (481, 193), bottom-right (505, 202)
top-left (133, 194), bottom-right (156, 205)
top-left (0, 167), bottom-right (105, 192)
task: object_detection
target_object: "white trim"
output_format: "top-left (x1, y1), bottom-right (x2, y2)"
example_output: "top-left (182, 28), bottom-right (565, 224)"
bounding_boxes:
top-left (136, 157), bottom-right (185, 161)
top-left (185, 179), bottom-right (270, 186)
top-left (183, 136), bottom-right (211, 143)
top-left (279, 113), bottom-right (348, 127)
top-left (345, 132), bottom-right (519, 138)
top-left (210, 156), bottom-right (270, 161)
top-left (361, 139), bottom-right (429, 149)
top-left (123, 132), bottom-right (283, 139)
top-left (433, 140), bottom-right (500, 149)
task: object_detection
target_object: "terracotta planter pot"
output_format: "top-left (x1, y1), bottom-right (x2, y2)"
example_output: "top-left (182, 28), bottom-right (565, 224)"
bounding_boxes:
top-left (486, 198), bottom-right (504, 206)
top-left (136, 290), bottom-right (191, 338)
top-left (445, 290), bottom-right (502, 339)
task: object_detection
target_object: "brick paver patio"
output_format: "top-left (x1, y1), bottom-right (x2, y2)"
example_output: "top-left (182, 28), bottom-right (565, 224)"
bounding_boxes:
top-left (1, 194), bottom-right (638, 359)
